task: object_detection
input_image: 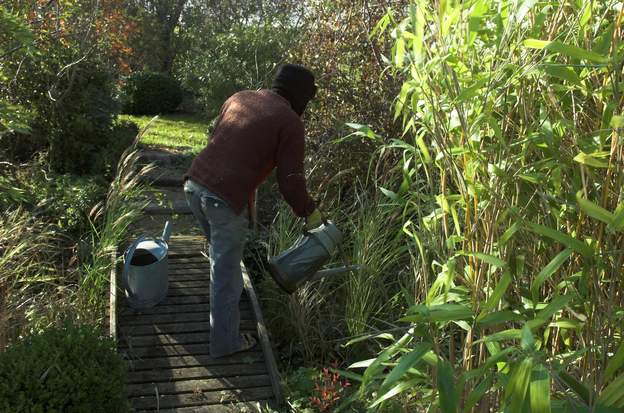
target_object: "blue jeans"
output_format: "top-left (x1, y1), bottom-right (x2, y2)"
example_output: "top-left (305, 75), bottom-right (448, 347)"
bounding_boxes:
top-left (183, 179), bottom-right (249, 357)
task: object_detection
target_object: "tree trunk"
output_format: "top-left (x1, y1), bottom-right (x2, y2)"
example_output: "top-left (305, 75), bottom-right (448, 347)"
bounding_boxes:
top-left (157, 0), bottom-right (186, 74)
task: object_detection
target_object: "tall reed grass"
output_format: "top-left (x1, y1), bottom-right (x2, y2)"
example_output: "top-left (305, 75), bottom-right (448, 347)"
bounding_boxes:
top-left (340, 0), bottom-right (624, 411)
top-left (77, 127), bottom-right (155, 323)
top-left (0, 122), bottom-right (154, 346)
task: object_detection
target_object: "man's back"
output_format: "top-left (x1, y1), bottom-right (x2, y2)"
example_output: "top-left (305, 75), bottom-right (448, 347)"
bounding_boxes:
top-left (185, 89), bottom-right (315, 217)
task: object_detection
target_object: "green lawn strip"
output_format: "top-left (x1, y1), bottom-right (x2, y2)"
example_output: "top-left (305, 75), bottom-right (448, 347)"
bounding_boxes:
top-left (120, 113), bottom-right (210, 151)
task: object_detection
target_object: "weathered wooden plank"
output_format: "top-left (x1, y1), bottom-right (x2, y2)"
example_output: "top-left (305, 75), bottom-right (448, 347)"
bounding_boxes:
top-left (119, 310), bottom-right (253, 326)
top-left (127, 363), bottom-right (268, 384)
top-left (110, 250), bottom-right (118, 342)
top-left (167, 274), bottom-right (209, 281)
top-left (168, 261), bottom-right (211, 267)
top-left (119, 328), bottom-right (257, 348)
top-left (170, 400), bottom-right (272, 413)
top-left (128, 374), bottom-right (271, 397)
top-left (167, 280), bottom-right (209, 289)
top-left (125, 351), bottom-right (264, 372)
top-left (241, 264), bottom-right (283, 406)
top-left (119, 302), bottom-right (250, 316)
top-left (168, 277), bottom-right (210, 289)
top-left (168, 247), bottom-right (205, 252)
top-left (120, 320), bottom-right (256, 336)
top-left (166, 287), bottom-right (209, 297)
top-left (168, 257), bottom-right (209, 264)
top-left (120, 343), bottom-right (212, 359)
top-left (130, 385), bottom-right (274, 410)
top-left (159, 295), bottom-right (209, 305)
top-left (169, 268), bottom-right (209, 275)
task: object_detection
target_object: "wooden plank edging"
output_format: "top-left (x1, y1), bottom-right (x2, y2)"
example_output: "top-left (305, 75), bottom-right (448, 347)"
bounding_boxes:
top-left (109, 249), bottom-right (118, 342)
top-left (241, 263), bottom-right (284, 406)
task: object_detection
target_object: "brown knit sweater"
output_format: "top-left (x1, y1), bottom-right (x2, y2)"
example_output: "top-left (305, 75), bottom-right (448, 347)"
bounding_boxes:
top-left (184, 89), bottom-right (316, 217)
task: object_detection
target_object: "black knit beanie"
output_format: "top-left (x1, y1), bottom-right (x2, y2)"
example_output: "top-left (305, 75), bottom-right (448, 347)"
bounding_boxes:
top-left (271, 64), bottom-right (317, 116)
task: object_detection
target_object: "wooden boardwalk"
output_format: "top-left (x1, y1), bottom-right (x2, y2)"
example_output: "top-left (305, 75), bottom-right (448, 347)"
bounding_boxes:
top-left (111, 236), bottom-right (282, 412)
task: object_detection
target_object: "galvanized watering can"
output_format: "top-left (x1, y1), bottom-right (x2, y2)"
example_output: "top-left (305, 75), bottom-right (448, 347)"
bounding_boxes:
top-left (122, 221), bottom-right (172, 309)
top-left (268, 221), bottom-right (360, 294)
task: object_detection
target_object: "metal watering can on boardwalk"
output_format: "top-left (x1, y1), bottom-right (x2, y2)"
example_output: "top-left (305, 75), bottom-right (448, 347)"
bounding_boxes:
top-left (268, 221), bottom-right (360, 294)
top-left (122, 221), bottom-right (172, 309)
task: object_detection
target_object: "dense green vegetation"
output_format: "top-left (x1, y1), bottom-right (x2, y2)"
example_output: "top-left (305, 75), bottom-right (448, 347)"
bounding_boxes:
top-left (0, 321), bottom-right (128, 412)
top-left (2, 0), bottom-right (623, 412)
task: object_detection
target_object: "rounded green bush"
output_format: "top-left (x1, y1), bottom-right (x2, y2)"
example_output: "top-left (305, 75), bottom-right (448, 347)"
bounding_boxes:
top-left (0, 322), bottom-right (128, 413)
top-left (121, 72), bottom-right (183, 115)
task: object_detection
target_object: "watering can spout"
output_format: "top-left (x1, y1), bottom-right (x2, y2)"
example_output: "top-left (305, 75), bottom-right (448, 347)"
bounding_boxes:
top-left (162, 221), bottom-right (172, 243)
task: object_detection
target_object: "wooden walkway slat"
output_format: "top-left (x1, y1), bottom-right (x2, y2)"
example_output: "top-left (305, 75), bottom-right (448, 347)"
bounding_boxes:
top-left (126, 363), bottom-right (268, 384)
top-left (130, 386), bottom-right (274, 410)
top-left (119, 310), bottom-right (253, 326)
top-left (120, 302), bottom-right (251, 316)
top-left (112, 237), bottom-right (282, 411)
top-left (127, 374), bottom-right (271, 396)
top-left (125, 351), bottom-right (264, 371)
top-left (119, 319), bottom-right (257, 336)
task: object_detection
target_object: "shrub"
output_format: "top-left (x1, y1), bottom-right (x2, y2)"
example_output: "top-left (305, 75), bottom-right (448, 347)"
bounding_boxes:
top-left (92, 119), bottom-right (139, 179)
top-left (121, 71), bottom-right (183, 115)
top-left (0, 322), bottom-right (128, 413)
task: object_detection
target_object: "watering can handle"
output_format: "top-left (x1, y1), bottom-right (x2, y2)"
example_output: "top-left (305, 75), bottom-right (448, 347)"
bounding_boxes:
top-left (122, 235), bottom-right (146, 297)
top-left (302, 217), bottom-right (330, 236)
top-left (162, 221), bottom-right (172, 243)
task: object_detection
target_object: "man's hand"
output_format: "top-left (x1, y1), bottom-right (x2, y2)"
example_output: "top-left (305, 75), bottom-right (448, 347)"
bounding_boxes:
top-left (305, 208), bottom-right (323, 231)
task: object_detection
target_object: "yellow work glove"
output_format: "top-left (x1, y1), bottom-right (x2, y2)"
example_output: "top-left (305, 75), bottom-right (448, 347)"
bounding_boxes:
top-left (305, 208), bottom-right (323, 231)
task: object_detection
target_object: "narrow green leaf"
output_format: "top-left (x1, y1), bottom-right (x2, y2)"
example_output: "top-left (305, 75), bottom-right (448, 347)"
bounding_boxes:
top-left (530, 295), bottom-right (573, 327)
top-left (598, 373), bottom-right (624, 406)
top-left (530, 364), bottom-right (551, 413)
top-left (483, 271), bottom-right (512, 312)
top-left (348, 358), bottom-right (376, 369)
top-left (576, 191), bottom-right (614, 225)
top-left (559, 371), bottom-right (592, 404)
top-left (333, 368), bottom-right (363, 383)
top-left (542, 65), bottom-right (582, 86)
top-left (416, 132), bottom-right (432, 164)
top-left (524, 39), bottom-right (608, 62)
top-left (605, 341), bottom-right (624, 381)
top-left (463, 373), bottom-right (493, 411)
top-left (531, 249), bottom-right (574, 297)
top-left (361, 331), bottom-right (413, 387)
top-left (579, 2), bottom-right (592, 28)
top-left (524, 39), bottom-right (550, 49)
top-left (476, 329), bottom-right (522, 344)
top-left (438, 360), bottom-right (458, 413)
top-left (525, 222), bottom-right (593, 258)
top-left (506, 358), bottom-right (533, 413)
top-left (521, 325), bottom-right (536, 352)
top-left (611, 204), bottom-right (624, 232)
top-left (379, 186), bottom-right (399, 201)
top-left (477, 310), bottom-right (525, 326)
top-left (574, 151), bottom-right (610, 168)
top-left (611, 116), bottom-right (624, 129)
top-left (395, 37), bottom-right (406, 68)
top-left (370, 378), bottom-right (422, 408)
top-left (499, 221), bottom-right (521, 246)
top-left (380, 342), bottom-right (432, 391)
top-left (464, 252), bottom-right (507, 268)
top-left (400, 303), bottom-right (473, 323)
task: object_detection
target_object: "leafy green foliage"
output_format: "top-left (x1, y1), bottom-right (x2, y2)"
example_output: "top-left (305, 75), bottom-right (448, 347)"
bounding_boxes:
top-left (121, 71), bottom-right (183, 115)
top-left (336, 0), bottom-right (624, 410)
top-left (0, 322), bottom-right (128, 413)
top-left (176, 24), bottom-right (289, 113)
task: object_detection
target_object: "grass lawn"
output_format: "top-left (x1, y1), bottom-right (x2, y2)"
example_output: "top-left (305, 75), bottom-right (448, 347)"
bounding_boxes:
top-left (120, 113), bottom-right (212, 151)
